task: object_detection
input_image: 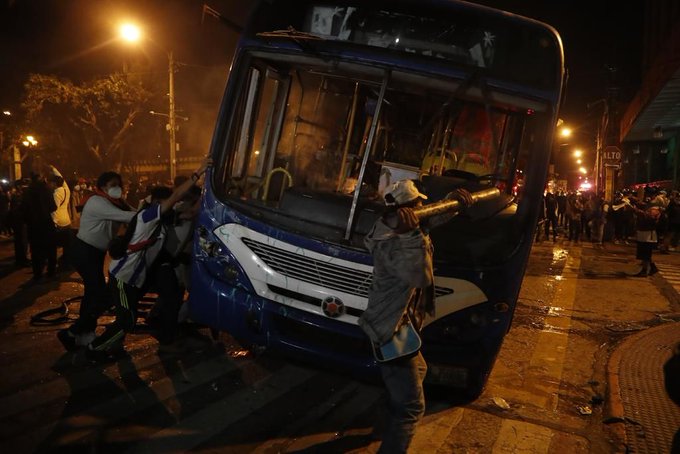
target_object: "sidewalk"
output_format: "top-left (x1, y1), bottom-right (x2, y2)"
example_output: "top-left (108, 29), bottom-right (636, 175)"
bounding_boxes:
top-left (607, 322), bottom-right (680, 453)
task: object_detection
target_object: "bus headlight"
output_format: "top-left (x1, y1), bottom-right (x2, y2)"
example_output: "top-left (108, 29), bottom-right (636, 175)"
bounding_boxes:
top-left (197, 226), bottom-right (219, 257)
top-left (223, 263), bottom-right (239, 283)
top-left (195, 226), bottom-right (254, 292)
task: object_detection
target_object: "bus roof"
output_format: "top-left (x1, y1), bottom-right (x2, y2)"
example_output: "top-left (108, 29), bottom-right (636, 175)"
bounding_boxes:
top-left (244, 0), bottom-right (564, 93)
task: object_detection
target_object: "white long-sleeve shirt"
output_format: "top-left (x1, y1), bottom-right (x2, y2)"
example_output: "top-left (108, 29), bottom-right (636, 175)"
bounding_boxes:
top-left (49, 166), bottom-right (72, 228)
top-left (52, 185), bottom-right (71, 228)
top-left (76, 195), bottom-right (135, 251)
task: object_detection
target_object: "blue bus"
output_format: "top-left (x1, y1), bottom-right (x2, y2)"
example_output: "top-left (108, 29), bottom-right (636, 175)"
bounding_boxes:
top-left (190, 0), bottom-right (564, 396)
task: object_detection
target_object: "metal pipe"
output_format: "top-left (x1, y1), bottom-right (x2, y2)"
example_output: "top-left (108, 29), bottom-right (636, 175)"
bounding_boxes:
top-left (437, 113), bottom-right (454, 175)
top-left (345, 70), bottom-right (390, 240)
top-left (413, 187), bottom-right (500, 220)
top-left (336, 82), bottom-right (359, 192)
top-left (168, 50), bottom-right (177, 180)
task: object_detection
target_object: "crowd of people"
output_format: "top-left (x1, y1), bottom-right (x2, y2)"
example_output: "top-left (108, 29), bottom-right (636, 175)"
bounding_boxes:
top-left (0, 160), bottom-right (210, 356)
top-left (536, 186), bottom-right (680, 275)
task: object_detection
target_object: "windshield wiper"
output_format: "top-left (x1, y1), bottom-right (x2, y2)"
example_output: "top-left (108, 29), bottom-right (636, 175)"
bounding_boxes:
top-left (258, 26), bottom-right (332, 61)
top-left (257, 26), bottom-right (326, 40)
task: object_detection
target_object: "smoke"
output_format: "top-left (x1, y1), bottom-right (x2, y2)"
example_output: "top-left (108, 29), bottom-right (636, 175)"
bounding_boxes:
top-left (176, 64), bottom-right (230, 159)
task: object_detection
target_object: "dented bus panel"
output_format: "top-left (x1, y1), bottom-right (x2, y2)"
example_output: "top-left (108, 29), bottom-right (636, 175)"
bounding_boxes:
top-left (189, 0), bottom-right (564, 396)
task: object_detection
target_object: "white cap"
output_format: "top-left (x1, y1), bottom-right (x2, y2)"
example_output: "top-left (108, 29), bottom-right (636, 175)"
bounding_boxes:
top-left (385, 180), bottom-right (428, 205)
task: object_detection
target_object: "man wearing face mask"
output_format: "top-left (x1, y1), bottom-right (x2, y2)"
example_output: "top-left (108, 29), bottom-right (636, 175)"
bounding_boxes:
top-left (57, 172), bottom-right (135, 352)
top-left (84, 158), bottom-right (210, 361)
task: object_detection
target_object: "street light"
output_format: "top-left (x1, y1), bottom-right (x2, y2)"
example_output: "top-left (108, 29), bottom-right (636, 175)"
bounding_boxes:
top-left (574, 149), bottom-right (583, 158)
top-left (560, 127), bottom-right (572, 138)
top-left (119, 23), bottom-right (141, 43)
top-left (119, 22), bottom-right (179, 180)
top-left (22, 135), bottom-right (38, 147)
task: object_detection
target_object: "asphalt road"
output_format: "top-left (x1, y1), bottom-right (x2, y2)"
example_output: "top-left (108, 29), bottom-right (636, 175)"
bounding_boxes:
top-left (0, 235), bottom-right (678, 453)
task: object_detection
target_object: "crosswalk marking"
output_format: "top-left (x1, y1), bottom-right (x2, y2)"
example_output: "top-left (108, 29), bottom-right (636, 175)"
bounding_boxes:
top-left (266, 382), bottom-right (384, 452)
top-left (527, 247), bottom-right (581, 415)
top-left (0, 338), bottom-right (159, 420)
top-left (19, 354), bottom-right (241, 450)
top-left (125, 364), bottom-right (317, 454)
top-left (655, 263), bottom-right (680, 293)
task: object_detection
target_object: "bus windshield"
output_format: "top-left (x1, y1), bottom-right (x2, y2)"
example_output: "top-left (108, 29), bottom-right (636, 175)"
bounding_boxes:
top-left (214, 50), bottom-right (547, 262)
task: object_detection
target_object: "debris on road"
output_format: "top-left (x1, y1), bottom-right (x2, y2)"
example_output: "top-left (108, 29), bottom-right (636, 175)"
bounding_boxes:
top-left (605, 322), bottom-right (648, 333)
top-left (577, 405), bottom-right (592, 415)
top-left (492, 396), bottom-right (511, 410)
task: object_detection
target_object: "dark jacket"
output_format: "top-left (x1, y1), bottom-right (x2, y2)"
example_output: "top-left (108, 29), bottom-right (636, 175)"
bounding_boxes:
top-left (359, 216), bottom-right (434, 345)
top-left (23, 179), bottom-right (57, 232)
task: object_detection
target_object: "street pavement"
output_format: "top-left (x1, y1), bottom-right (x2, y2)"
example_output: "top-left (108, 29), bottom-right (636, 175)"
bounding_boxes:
top-left (0, 233), bottom-right (679, 453)
top-left (532, 237), bottom-right (680, 453)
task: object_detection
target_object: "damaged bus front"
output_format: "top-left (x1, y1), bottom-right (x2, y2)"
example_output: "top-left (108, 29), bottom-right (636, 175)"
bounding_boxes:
top-left (190, 0), bottom-right (564, 396)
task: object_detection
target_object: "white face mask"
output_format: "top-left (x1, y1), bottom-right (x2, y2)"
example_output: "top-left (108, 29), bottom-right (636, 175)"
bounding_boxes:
top-left (107, 186), bottom-right (123, 199)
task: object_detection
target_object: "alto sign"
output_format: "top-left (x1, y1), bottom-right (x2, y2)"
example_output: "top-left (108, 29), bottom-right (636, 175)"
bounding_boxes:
top-left (603, 146), bottom-right (622, 162)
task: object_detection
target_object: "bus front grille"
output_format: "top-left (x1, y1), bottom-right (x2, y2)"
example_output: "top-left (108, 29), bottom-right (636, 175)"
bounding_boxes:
top-left (241, 237), bottom-right (372, 297)
top-left (242, 237), bottom-right (455, 302)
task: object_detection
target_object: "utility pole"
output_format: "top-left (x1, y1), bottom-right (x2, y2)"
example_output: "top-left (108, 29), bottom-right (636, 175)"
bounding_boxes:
top-left (11, 144), bottom-right (22, 180)
top-left (168, 50), bottom-right (177, 181)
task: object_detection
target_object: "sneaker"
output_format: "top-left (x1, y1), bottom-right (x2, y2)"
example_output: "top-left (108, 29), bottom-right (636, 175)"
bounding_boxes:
top-left (57, 329), bottom-right (78, 352)
top-left (84, 345), bottom-right (126, 364)
top-left (75, 331), bottom-right (96, 347)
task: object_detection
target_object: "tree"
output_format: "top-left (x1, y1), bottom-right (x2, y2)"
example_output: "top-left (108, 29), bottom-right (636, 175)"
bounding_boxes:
top-left (22, 73), bottom-right (152, 173)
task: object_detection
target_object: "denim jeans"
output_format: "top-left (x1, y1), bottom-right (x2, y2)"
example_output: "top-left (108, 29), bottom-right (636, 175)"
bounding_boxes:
top-left (377, 351), bottom-right (427, 454)
top-left (70, 238), bottom-right (108, 334)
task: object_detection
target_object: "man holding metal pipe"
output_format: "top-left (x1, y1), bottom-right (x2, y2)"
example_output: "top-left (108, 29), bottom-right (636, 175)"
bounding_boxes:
top-left (359, 179), bottom-right (473, 454)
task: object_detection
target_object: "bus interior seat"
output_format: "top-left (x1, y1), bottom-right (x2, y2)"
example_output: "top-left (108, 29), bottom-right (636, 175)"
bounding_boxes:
top-left (457, 153), bottom-right (489, 175)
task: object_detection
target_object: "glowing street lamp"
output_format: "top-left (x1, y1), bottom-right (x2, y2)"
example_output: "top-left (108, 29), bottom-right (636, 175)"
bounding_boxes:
top-left (573, 149), bottom-right (583, 158)
top-left (119, 23), bottom-right (141, 43)
top-left (560, 127), bottom-right (572, 138)
top-left (579, 167), bottom-right (587, 174)
top-left (22, 135), bottom-right (38, 147)
top-left (576, 159), bottom-right (582, 165)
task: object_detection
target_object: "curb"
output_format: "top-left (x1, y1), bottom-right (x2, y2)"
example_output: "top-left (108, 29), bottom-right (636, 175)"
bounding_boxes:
top-left (606, 333), bottom-right (629, 453)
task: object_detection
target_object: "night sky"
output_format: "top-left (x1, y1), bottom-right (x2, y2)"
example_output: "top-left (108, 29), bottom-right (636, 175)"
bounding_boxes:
top-left (0, 0), bottom-right (644, 162)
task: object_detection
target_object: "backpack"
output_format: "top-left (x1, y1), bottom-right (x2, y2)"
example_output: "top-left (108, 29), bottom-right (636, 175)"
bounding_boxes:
top-left (107, 210), bottom-right (162, 260)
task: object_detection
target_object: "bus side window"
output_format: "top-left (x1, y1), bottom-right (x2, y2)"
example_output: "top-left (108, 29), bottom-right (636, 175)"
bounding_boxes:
top-left (228, 66), bottom-right (290, 200)
top-left (247, 74), bottom-right (283, 179)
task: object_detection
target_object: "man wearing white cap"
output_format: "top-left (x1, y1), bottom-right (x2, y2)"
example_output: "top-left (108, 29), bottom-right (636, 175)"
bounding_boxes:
top-left (359, 179), bottom-right (471, 453)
